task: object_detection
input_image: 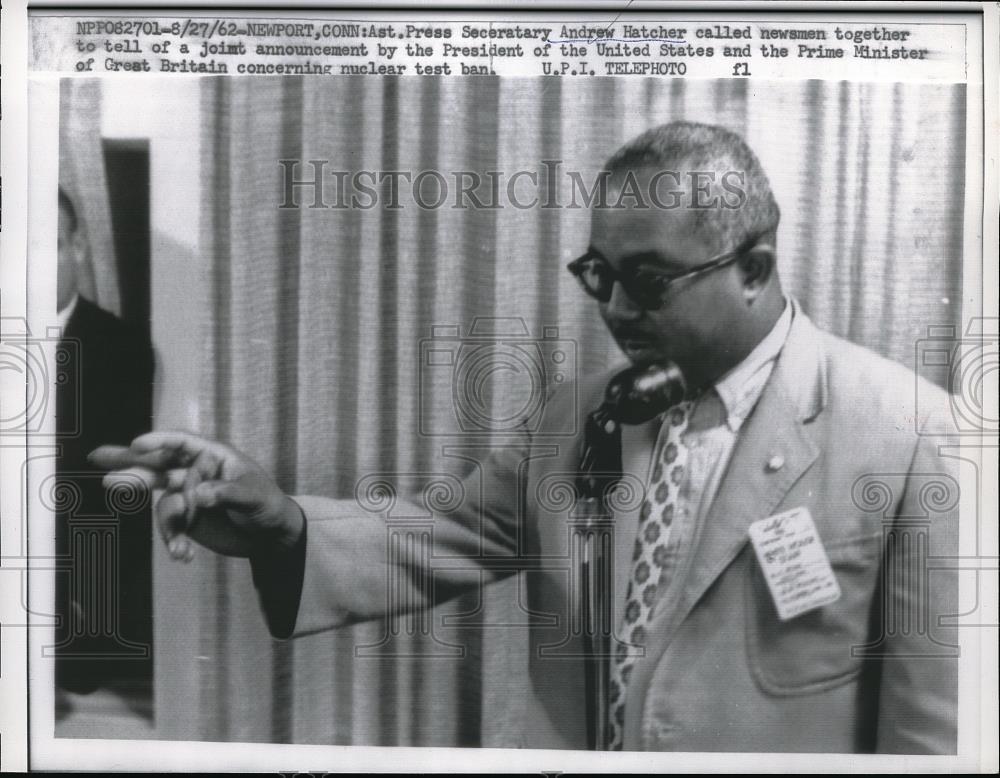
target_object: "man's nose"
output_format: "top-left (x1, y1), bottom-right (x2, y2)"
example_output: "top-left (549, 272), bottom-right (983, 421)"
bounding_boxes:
top-left (605, 280), bottom-right (643, 320)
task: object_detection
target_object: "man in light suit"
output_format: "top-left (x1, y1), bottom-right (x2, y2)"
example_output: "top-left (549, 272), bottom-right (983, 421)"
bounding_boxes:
top-left (92, 122), bottom-right (959, 753)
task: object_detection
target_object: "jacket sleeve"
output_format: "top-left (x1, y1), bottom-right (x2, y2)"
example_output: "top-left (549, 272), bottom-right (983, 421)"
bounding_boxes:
top-left (249, 434), bottom-right (533, 639)
top-left (874, 399), bottom-right (960, 754)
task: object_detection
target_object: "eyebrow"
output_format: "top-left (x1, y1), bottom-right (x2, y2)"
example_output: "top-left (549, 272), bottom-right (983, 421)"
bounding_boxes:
top-left (624, 250), bottom-right (678, 270)
top-left (587, 246), bottom-right (683, 273)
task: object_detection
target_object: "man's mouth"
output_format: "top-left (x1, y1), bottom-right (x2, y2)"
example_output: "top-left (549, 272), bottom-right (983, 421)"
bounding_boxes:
top-left (616, 334), bottom-right (659, 359)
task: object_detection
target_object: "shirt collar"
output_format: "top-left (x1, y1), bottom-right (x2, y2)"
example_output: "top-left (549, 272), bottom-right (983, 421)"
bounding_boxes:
top-left (57, 293), bottom-right (79, 333)
top-left (711, 297), bottom-right (793, 432)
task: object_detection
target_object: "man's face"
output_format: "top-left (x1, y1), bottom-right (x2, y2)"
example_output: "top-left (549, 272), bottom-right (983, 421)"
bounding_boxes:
top-left (588, 178), bottom-right (747, 380)
top-left (57, 202), bottom-right (79, 311)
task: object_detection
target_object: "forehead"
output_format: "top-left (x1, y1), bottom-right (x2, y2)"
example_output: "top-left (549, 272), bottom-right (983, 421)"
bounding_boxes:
top-left (589, 201), bottom-right (713, 267)
top-left (587, 165), bottom-right (724, 263)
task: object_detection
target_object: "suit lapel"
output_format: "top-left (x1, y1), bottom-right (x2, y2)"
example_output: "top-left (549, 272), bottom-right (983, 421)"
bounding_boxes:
top-left (622, 302), bottom-right (827, 749)
top-left (670, 381), bottom-right (819, 628)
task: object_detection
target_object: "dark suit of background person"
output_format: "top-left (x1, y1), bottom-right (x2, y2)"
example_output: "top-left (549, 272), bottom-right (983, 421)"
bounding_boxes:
top-left (55, 187), bottom-right (155, 695)
top-left (93, 123), bottom-right (960, 753)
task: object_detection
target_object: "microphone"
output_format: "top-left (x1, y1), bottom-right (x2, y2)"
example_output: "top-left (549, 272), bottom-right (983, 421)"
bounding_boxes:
top-left (578, 363), bottom-right (686, 496)
top-left (601, 362), bottom-right (687, 425)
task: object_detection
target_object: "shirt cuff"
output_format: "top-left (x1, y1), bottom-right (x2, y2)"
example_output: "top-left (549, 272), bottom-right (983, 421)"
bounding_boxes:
top-left (248, 503), bottom-right (307, 640)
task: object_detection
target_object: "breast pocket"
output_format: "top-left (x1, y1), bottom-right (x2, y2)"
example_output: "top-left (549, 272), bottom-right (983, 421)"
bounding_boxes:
top-left (745, 530), bottom-right (884, 696)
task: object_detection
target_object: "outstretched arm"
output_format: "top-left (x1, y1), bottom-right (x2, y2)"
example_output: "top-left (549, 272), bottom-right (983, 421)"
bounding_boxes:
top-left (90, 430), bottom-right (528, 638)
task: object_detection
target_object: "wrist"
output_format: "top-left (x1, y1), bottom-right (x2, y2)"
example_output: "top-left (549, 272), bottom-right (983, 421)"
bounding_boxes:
top-left (275, 496), bottom-right (305, 551)
top-left (255, 496), bottom-right (305, 555)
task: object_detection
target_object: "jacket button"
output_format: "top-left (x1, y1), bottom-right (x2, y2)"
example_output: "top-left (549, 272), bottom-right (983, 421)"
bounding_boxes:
top-left (766, 454), bottom-right (785, 472)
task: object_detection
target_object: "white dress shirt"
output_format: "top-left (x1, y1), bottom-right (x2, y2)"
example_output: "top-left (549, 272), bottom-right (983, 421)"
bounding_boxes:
top-left (58, 293), bottom-right (79, 332)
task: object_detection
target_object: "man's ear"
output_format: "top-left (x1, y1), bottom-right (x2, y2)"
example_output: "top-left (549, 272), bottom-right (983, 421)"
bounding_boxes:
top-left (737, 244), bottom-right (776, 301)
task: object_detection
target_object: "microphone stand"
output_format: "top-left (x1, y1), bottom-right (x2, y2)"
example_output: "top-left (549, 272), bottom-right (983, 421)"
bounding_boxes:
top-left (576, 405), bottom-right (622, 751)
top-left (575, 362), bottom-right (685, 750)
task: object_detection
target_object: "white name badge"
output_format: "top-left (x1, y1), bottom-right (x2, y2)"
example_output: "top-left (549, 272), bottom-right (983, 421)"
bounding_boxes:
top-left (748, 506), bottom-right (842, 620)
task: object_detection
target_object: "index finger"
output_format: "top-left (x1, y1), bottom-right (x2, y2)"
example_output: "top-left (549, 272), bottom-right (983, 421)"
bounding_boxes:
top-left (88, 443), bottom-right (187, 472)
top-left (89, 431), bottom-right (224, 472)
top-left (88, 444), bottom-right (140, 470)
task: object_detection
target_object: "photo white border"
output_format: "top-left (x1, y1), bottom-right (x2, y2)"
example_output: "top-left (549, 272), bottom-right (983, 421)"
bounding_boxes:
top-left (2, 1), bottom-right (997, 773)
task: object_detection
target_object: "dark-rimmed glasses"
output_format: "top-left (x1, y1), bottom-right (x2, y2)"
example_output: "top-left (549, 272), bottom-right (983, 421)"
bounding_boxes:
top-left (567, 236), bottom-right (762, 311)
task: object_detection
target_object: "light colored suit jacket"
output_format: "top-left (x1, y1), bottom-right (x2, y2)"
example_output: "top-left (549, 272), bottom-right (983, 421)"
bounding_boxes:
top-left (283, 303), bottom-right (959, 753)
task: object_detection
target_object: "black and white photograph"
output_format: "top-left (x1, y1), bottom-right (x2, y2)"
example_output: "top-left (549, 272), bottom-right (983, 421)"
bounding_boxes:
top-left (2, 3), bottom-right (997, 773)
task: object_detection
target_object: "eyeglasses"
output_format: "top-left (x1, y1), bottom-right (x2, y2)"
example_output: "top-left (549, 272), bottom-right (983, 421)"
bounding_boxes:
top-left (567, 236), bottom-right (761, 311)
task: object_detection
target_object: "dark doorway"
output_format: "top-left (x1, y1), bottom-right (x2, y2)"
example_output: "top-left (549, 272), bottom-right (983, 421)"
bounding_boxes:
top-left (55, 140), bottom-right (155, 726)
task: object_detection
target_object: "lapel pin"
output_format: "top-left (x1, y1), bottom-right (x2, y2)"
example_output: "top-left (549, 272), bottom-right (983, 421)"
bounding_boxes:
top-left (766, 454), bottom-right (785, 472)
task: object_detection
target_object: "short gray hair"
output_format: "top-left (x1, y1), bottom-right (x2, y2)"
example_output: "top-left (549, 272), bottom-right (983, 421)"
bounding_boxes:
top-left (604, 121), bottom-right (780, 250)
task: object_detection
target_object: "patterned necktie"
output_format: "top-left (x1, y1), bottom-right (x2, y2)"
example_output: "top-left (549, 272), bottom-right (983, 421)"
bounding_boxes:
top-left (607, 399), bottom-right (693, 750)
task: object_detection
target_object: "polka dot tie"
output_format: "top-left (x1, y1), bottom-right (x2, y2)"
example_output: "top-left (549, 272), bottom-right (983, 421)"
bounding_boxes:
top-left (607, 400), bottom-right (693, 750)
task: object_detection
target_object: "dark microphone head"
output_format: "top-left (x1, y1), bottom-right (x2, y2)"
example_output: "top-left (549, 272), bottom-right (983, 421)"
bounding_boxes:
top-left (603, 362), bottom-right (686, 425)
